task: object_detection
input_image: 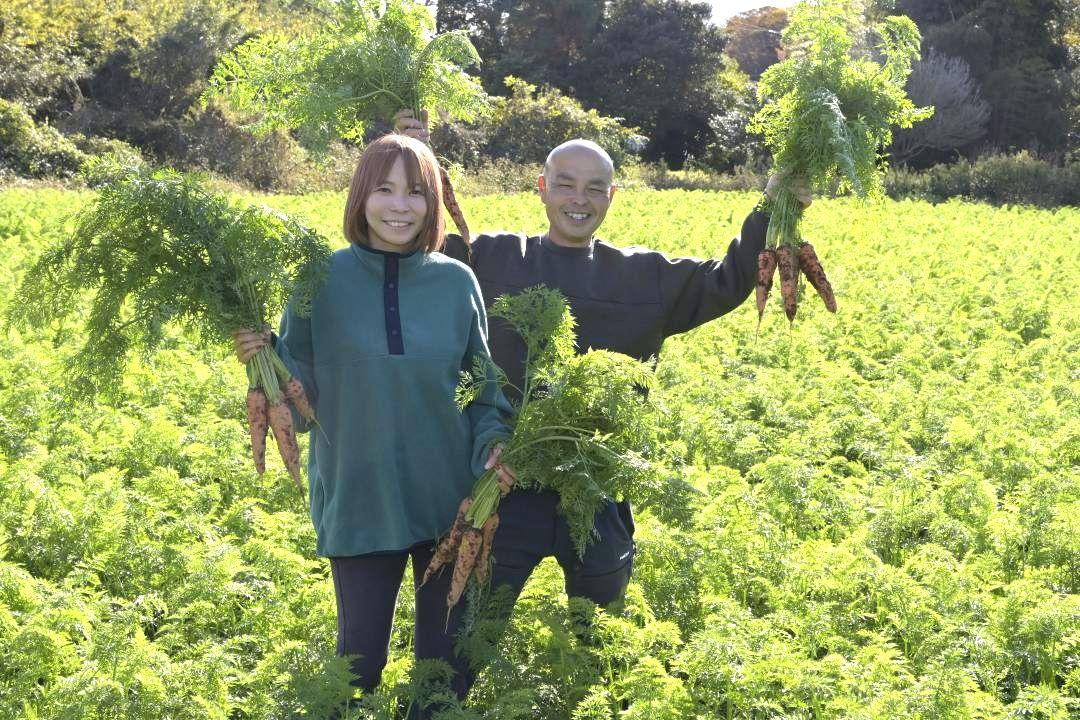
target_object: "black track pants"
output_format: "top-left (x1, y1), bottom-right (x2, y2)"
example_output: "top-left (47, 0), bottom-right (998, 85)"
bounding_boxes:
top-left (329, 542), bottom-right (468, 715)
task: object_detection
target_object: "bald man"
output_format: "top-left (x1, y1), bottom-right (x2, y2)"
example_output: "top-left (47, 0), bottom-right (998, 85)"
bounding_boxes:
top-left (395, 111), bottom-right (809, 636)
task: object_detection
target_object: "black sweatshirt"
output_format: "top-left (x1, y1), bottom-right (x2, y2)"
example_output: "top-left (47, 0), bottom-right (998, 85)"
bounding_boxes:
top-left (441, 209), bottom-right (769, 396)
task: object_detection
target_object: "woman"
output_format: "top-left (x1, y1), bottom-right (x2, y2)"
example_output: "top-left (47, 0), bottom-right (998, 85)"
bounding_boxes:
top-left (233, 134), bottom-right (513, 708)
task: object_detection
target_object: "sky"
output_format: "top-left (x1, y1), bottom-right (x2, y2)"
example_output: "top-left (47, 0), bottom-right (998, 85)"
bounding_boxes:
top-left (708, 0), bottom-right (800, 24)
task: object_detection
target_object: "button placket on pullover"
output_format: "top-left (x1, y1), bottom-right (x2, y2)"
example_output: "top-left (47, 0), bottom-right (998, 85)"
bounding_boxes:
top-left (351, 242), bottom-right (417, 356)
top-left (383, 254), bottom-right (404, 355)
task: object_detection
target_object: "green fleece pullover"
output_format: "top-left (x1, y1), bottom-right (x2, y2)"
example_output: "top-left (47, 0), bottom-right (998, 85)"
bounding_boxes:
top-left (274, 242), bottom-right (511, 557)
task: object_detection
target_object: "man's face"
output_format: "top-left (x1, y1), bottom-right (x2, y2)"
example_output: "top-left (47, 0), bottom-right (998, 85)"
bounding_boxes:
top-left (538, 146), bottom-right (616, 246)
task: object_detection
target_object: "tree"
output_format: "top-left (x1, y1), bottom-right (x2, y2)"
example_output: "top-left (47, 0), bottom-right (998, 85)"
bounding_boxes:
top-left (436, 0), bottom-right (603, 93)
top-left (723, 7), bottom-right (788, 80)
top-left (0, 0), bottom-right (137, 115)
top-left (571, 0), bottom-right (727, 167)
top-left (892, 50), bottom-right (990, 164)
top-left (896, 0), bottom-right (1073, 154)
top-left (702, 56), bottom-right (763, 171)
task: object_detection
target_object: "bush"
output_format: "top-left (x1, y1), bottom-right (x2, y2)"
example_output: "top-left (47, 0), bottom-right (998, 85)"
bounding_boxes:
top-left (0, 0), bottom-right (139, 115)
top-left (183, 105), bottom-right (311, 192)
top-left (0, 99), bottom-right (86, 178)
top-left (483, 76), bottom-right (645, 169)
top-left (969, 152), bottom-right (1077, 206)
top-left (886, 153), bottom-right (1080, 207)
top-left (625, 161), bottom-right (765, 192)
top-left (450, 158), bottom-right (543, 196)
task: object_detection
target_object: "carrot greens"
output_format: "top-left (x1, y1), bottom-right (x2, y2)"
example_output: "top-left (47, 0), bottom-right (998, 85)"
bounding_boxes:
top-left (749, 0), bottom-right (933, 321)
top-left (7, 166), bottom-right (331, 489)
top-left (427, 287), bottom-right (696, 612)
top-left (205, 0), bottom-right (486, 241)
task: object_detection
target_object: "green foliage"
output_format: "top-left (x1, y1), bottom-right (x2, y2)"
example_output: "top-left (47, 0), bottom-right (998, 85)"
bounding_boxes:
top-left (6, 167), bottom-right (330, 399)
top-left (461, 287), bottom-right (692, 554)
top-left (0, 99), bottom-right (86, 178)
top-left (437, 0), bottom-right (727, 167)
top-left (886, 153), bottom-right (1080, 206)
top-left (0, 0), bottom-right (142, 114)
top-left (2, 187), bottom-right (1079, 718)
top-left (897, 0), bottom-right (1075, 155)
top-left (750, 0), bottom-right (933, 247)
top-left (481, 77), bottom-right (643, 169)
top-left (206, 0), bottom-right (487, 154)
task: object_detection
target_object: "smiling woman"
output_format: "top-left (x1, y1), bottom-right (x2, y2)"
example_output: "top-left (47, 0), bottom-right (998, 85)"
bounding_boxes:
top-left (231, 133), bottom-right (513, 713)
top-left (343, 135), bottom-right (444, 255)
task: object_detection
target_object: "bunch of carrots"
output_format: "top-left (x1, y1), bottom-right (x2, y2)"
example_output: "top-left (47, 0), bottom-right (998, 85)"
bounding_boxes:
top-left (244, 331), bottom-right (318, 493)
top-left (420, 288), bottom-right (693, 615)
top-left (421, 470), bottom-right (512, 611)
top-left (754, 188), bottom-right (837, 323)
top-left (9, 166), bottom-right (330, 491)
top-left (749, 0), bottom-right (933, 323)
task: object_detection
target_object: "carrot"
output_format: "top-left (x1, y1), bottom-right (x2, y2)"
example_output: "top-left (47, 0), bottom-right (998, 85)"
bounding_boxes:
top-left (796, 242), bottom-right (837, 313)
top-left (447, 527), bottom-right (483, 608)
top-left (473, 513), bottom-right (500, 585)
top-left (268, 401), bottom-right (303, 493)
top-left (282, 377), bottom-right (315, 423)
top-left (422, 497), bottom-right (473, 586)
top-left (439, 165), bottom-right (470, 245)
top-left (246, 388), bottom-right (269, 475)
top-left (755, 249), bottom-right (778, 322)
top-left (776, 245), bottom-right (800, 322)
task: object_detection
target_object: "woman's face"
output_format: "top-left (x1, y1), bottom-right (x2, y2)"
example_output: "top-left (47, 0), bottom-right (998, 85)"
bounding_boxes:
top-left (365, 156), bottom-right (428, 253)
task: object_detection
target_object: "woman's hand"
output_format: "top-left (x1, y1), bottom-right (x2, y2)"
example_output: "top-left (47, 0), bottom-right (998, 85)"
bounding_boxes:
top-left (484, 443), bottom-right (517, 495)
top-left (392, 108), bottom-right (430, 143)
top-left (233, 328), bottom-right (271, 364)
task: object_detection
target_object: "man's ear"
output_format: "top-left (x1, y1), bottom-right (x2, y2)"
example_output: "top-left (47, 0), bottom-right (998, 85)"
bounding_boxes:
top-left (537, 174), bottom-right (547, 194)
top-left (609, 184), bottom-right (617, 201)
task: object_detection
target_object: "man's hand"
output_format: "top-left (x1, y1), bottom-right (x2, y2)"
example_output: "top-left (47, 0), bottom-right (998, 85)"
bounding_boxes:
top-left (765, 172), bottom-right (813, 209)
top-left (393, 108), bottom-right (429, 143)
top-left (484, 443), bottom-right (517, 495)
top-left (233, 328), bottom-right (271, 364)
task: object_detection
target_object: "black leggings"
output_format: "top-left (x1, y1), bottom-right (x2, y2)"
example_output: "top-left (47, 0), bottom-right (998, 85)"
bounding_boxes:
top-left (329, 542), bottom-right (468, 700)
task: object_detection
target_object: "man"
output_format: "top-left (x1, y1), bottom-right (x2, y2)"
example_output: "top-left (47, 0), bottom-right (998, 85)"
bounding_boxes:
top-left (395, 109), bottom-right (810, 623)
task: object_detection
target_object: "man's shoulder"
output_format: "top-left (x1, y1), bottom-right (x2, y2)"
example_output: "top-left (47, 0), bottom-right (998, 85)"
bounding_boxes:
top-left (472, 231), bottom-right (534, 253)
top-left (443, 231), bottom-right (535, 262)
top-left (593, 239), bottom-right (664, 263)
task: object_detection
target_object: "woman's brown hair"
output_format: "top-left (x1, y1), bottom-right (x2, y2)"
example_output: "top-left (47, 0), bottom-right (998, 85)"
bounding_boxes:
top-left (343, 134), bottom-right (445, 253)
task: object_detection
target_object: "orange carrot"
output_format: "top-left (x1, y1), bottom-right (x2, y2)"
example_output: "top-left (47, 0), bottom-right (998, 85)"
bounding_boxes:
top-left (268, 402), bottom-right (303, 492)
top-left (776, 245), bottom-right (800, 322)
top-left (448, 527), bottom-right (483, 608)
top-left (755, 249), bottom-right (778, 322)
top-left (473, 513), bottom-right (500, 585)
top-left (796, 242), bottom-right (837, 313)
top-left (423, 497), bottom-right (472, 586)
top-left (439, 165), bottom-right (470, 245)
top-left (246, 388), bottom-right (269, 475)
top-left (282, 377), bottom-right (315, 423)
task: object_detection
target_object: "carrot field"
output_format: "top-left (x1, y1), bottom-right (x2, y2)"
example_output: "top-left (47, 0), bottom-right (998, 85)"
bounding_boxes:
top-left (1, 187), bottom-right (1078, 719)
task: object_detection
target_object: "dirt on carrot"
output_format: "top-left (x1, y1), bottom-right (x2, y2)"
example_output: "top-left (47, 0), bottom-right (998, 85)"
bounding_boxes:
top-left (268, 402), bottom-right (303, 493)
top-left (473, 514), bottom-right (500, 585)
top-left (440, 166), bottom-right (470, 245)
top-left (283, 378), bottom-right (316, 422)
top-left (756, 249), bottom-right (778, 322)
top-left (448, 527), bottom-right (483, 608)
top-left (776, 245), bottom-right (800, 322)
top-left (246, 388), bottom-right (269, 475)
top-left (797, 242), bottom-right (837, 313)
top-left (423, 497), bottom-right (473, 586)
